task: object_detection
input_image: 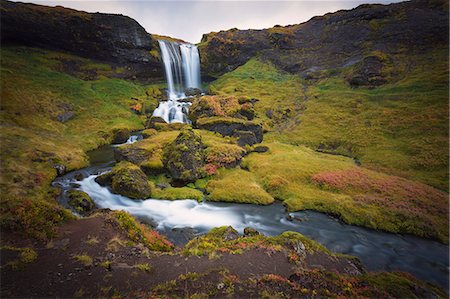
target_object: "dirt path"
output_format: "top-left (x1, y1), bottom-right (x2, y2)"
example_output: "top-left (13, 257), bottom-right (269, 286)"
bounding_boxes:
top-left (1, 215), bottom-right (300, 298)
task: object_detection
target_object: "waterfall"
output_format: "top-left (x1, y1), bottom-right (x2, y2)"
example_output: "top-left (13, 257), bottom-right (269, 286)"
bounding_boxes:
top-left (152, 40), bottom-right (202, 124)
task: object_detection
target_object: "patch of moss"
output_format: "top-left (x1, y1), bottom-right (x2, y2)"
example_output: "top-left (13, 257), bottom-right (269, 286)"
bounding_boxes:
top-left (73, 254), bottom-right (93, 267)
top-left (152, 187), bottom-right (204, 201)
top-left (206, 168), bottom-right (274, 205)
top-left (108, 162), bottom-right (153, 199)
top-left (111, 210), bottom-right (174, 252)
top-left (134, 263), bottom-right (152, 273)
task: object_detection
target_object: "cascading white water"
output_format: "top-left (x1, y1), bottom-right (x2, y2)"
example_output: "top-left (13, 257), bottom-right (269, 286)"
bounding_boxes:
top-left (152, 40), bottom-right (202, 124)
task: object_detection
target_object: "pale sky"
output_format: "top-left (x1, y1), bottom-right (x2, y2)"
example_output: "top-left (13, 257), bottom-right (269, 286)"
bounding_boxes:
top-left (15, 0), bottom-right (402, 43)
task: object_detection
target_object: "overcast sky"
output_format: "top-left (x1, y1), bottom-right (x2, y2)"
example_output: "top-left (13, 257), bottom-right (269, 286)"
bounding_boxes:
top-left (16, 0), bottom-right (401, 43)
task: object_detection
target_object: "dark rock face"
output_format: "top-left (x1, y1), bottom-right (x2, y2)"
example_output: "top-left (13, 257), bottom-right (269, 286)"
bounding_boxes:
top-left (197, 117), bottom-right (263, 143)
top-left (233, 130), bottom-right (258, 147)
top-left (66, 190), bottom-right (95, 215)
top-left (0, 0), bottom-right (163, 82)
top-left (347, 55), bottom-right (387, 87)
top-left (199, 0), bottom-right (449, 78)
top-left (162, 128), bottom-right (206, 182)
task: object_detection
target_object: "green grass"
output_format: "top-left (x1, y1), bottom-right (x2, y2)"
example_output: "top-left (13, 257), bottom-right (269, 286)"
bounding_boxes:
top-left (208, 51), bottom-right (449, 190)
top-left (0, 46), bottom-right (158, 238)
top-left (152, 186), bottom-right (204, 201)
top-left (241, 142), bottom-right (448, 242)
top-left (73, 254), bottom-right (93, 267)
top-left (206, 168), bottom-right (274, 205)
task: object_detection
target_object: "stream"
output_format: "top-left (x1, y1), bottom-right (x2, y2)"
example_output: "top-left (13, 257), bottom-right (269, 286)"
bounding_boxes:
top-left (53, 135), bottom-right (449, 290)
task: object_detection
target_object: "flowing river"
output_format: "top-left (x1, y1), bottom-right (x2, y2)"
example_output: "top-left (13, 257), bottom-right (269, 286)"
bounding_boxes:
top-left (53, 136), bottom-right (449, 290)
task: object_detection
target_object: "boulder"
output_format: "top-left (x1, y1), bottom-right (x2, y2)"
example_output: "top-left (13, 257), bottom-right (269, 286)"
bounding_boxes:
top-left (67, 190), bottom-right (95, 215)
top-left (162, 128), bottom-right (206, 182)
top-left (95, 172), bottom-right (112, 187)
top-left (196, 117), bottom-right (263, 143)
top-left (111, 129), bottom-right (130, 144)
top-left (96, 162), bottom-right (152, 199)
top-left (251, 145), bottom-right (269, 153)
top-left (111, 162), bottom-right (152, 199)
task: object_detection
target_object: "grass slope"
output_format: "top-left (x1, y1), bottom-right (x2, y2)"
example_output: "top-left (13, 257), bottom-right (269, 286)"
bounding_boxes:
top-left (0, 46), bottom-right (153, 238)
top-left (209, 51), bottom-right (449, 190)
top-left (208, 51), bottom-right (449, 242)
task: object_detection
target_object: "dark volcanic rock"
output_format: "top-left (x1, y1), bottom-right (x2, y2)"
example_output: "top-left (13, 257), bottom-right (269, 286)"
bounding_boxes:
top-left (233, 130), bottom-right (258, 147)
top-left (0, 0), bottom-right (163, 82)
top-left (162, 128), bottom-right (206, 182)
top-left (197, 117), bottom-right (263, 143)
top-left (199, 0), bottom-right (449, 78)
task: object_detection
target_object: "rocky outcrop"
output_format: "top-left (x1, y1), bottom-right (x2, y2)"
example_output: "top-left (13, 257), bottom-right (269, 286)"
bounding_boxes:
top-left (162, 128), bottom-right (206, 182)
top-left (199, 0), bottom-right (448, 79)
top-left (196, 117), bottom-right (263, 144)
top-left (0, 0), bottom-right (163, 82)
top-left (66, 190), bottom-right (95, 215)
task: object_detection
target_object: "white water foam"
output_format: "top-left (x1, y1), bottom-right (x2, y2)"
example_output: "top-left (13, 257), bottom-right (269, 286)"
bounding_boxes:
top-left (78, 175), bottom-right (245, 232)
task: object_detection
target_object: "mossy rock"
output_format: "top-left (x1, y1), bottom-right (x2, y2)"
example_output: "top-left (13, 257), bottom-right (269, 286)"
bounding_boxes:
top-left (111, 128), bottom-right (131, 144)
top-left (162, 128), bottom-right (206, 182)
top-left (67, 190), bottom-right (95, 215)
top-left (103, 162), bottom-right (153, 199)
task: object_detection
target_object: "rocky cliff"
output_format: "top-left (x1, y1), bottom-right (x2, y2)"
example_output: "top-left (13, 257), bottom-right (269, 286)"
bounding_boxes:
top-left (0, 0), bottom-right (162, 82)
top-left (199, 0), bottom-right (449, 79)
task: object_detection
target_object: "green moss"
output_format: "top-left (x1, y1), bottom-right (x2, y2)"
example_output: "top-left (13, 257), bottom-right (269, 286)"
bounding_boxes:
top-left (109, 162), bottom-right (153, 199)
top-left (67, 190), bottom-right (94, 214)
top-left (73, 254), bottom-right (93, 267)
top-left (112, 210), bottom-right (174, 252)
top-left (206, 168), bottom-right (274, 205)
top-left (134, 263), bottom-right (152, 273)
top-left (241, 142), bottom-right (448, 242)
top-left (0, 46), bottom-right (155, 238)
top-left (153, 187), bottom-right (204, 201)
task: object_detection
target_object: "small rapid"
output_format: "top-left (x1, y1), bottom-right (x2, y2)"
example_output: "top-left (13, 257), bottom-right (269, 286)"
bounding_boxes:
top-left (52, 141), bottom-right (449, 290)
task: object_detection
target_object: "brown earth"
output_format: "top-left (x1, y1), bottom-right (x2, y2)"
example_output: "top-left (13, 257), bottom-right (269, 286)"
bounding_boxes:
top-left (1, 213), bottom-right (362, 298)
